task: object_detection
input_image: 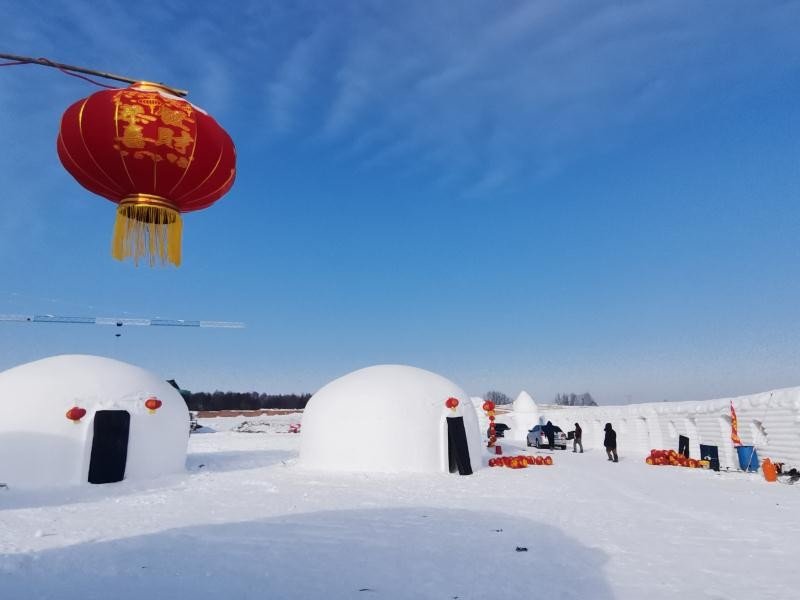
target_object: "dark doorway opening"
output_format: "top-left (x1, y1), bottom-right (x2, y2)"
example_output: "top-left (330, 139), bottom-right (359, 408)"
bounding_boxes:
top-left (88, 410), bottom-right (130, 484)
top-left (446, 417), bottom-right (473, 476)
top-left (699, 444), bottom-right (720, 472)
top-left (678, 435), bottom-right (690, 458)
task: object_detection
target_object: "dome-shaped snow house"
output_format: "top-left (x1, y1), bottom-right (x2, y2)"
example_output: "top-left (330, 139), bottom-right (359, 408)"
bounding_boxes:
top-left (300, 365), bottom-right (482, 475)
top-left (0, 354), bottom-right (189, 488)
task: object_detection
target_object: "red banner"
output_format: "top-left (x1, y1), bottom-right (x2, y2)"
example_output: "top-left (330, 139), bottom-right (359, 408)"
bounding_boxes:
top-left (730, 401), bottom-right (742, 446)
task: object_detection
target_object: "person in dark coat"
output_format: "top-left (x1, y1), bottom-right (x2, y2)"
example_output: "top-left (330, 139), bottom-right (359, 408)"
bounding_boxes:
top-left (544, 421), bottom-right (555, 450)
top-left (573, 422), bottom-right (583, 453)
top-left (604, 423), bottom-right (618, 462)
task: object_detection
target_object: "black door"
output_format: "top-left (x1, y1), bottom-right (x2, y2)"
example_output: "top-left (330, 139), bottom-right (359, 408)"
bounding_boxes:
top-left (88, 410), bottom-right (130, 484)
top-left (678, 435), bottom-right (690, 458)
top-left (699, 444), bottom-right (720, 472)
top-left (446, 417), bottom-right (473, 476)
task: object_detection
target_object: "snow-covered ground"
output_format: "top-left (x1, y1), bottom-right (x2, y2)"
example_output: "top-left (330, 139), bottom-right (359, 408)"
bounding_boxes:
top-left (2, 414), bottom-right (798, 599)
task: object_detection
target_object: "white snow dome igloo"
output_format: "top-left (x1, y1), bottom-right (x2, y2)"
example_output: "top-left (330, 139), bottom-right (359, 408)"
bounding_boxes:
top-left (300, 365), bottom-right (482, 474)
top-left (0, 354), bottom-right (189, 488)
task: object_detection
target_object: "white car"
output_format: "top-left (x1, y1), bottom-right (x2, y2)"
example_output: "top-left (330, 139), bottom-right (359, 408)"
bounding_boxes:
top-left (527, 424), bottom-right (568, 449)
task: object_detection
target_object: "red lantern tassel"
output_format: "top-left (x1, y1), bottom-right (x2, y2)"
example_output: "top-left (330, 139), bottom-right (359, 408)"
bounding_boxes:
top-left (111, 194), bottom-right (182, 266)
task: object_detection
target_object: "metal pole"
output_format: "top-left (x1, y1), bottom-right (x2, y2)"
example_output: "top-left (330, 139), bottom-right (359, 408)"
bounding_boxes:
top-left (0, 53), bottom-right (188, 96)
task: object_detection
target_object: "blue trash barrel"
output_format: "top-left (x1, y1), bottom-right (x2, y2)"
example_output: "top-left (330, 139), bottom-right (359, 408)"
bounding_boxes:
top-left (736, 446), bottom-right (759, 472)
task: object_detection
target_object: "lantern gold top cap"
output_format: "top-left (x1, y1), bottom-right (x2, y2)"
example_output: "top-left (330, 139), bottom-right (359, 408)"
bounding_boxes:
top-left (131, 81), bottom-right (185, 97)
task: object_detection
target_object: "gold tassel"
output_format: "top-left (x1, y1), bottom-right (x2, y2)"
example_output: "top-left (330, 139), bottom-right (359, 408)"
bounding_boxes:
top-left (111, 196), bottom-right (182, 267)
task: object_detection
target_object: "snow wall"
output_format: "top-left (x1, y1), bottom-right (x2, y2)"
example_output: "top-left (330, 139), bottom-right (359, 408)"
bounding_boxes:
top-left (300, 365), bottom-right (482, 473)
top-left (0, 354), bottom-right (189, 488)
top-left (509, 387), bottom-right (800, 469)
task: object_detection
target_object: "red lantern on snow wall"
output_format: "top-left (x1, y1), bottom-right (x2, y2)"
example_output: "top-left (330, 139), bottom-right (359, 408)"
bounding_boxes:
top-left (65, 406), bottom-right (86, 422)
top-left (57, 81), bottom-right (236, 266)
top-left (144, 397), bottom-right (163, 413)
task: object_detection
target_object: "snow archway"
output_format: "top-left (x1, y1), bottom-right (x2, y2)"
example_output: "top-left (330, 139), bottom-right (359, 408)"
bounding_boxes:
top-left (0, 354), bottom-right (189, 488)
top-left (300, 365), bottom-right (482, 474)
top-left (634, 417), bottom-right (651, 452)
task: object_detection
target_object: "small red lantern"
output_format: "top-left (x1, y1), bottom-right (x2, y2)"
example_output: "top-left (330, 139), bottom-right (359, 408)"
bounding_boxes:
top-left (544, 456), bottom-right (553, 465)
top-left (144, 397), bottom-right (163, 413)
top-left (482, 400), bottom-right (495, 412)
top-left (65, 406), bottom-right (87, 422)
top-left (445, 397), bottom-right (459, 410)
top-left (58, 82), bottom-right (236, 266)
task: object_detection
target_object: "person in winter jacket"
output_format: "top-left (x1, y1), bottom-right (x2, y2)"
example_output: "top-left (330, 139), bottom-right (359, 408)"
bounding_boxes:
top-left (603, 422), bottom-right (618, 462)
top-left (573, 422), bottom-right (583, 453)
top-left (544, 421), bottom-right (555, 450)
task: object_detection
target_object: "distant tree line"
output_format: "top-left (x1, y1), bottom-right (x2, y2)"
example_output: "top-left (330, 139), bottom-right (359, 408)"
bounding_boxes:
top-left (180, 390), bottom-right (312, 411)
top-left (484, 390), bottom-right (513, 405)
top-left (554, 392), bottom-right (598, 406)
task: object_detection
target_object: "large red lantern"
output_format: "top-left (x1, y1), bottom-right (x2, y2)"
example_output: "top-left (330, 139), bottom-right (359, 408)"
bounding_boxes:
top-left (57, 81), bottom-right (236, 266)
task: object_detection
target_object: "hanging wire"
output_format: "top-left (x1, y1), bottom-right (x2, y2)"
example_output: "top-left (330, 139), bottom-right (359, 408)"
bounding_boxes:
top-left (0, 53), bottom-right (187, 96)
top-left (34, 57), bottom-right (117, 89)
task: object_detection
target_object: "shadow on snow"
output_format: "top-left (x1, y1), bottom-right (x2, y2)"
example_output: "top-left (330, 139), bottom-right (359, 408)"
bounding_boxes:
top-left (0, 507), bottom-right (613, 600)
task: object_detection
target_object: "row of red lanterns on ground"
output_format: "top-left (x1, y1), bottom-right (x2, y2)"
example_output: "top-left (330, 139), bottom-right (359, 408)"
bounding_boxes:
top-left (65, 397), bottom-right (163, 422)
top-left (489, 455), bottom-right (553, 469)
top-left (646, 449), bottom-right (709, 469)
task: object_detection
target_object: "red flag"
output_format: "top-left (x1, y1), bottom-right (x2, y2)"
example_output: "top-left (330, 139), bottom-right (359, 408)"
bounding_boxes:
top-left (730, 401), bottom-right (742, 446)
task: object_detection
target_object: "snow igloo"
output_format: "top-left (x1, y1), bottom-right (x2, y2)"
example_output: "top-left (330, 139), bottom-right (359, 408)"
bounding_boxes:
top-left (0, 354), bottom-right (189, 488)
top-left (300, 365), bottom-right (482, 475)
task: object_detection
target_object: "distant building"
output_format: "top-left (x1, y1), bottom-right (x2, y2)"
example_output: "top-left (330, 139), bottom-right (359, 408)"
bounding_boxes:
top-left (508, 387), bottom-right (800, 469)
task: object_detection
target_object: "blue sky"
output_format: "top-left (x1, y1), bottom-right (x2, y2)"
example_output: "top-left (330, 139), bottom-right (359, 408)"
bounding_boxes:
top-left (1, 1), bottom-right (799, 403)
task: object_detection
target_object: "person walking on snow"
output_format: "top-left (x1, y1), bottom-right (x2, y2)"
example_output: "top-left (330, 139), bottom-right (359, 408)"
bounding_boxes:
top-left (604, 423), bottom-right (618, 462)
top-left (573, 422), bottom-right (583, 453)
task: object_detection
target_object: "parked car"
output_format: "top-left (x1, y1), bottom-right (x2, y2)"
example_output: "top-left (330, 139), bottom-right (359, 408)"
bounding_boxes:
top-left (527, 424), bottom-right (568, 449)
top-left (487, 423), bottom-right (511, 438)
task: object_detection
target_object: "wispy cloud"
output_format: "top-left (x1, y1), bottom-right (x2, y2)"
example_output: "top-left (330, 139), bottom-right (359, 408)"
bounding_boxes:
top-left (267, 26), bottom-right (329, 133)
top-left (297, 1), bottom-right (800, 193)
top-left (1, 0), bottom-right (799, 207)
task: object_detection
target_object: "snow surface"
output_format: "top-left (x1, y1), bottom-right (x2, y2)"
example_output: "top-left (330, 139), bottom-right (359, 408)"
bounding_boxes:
top-left (300, 365), bottom-right (482, 473)
top-left (2, 413), bottom-right (798, 600)
top-left (0, 355), bottom-right (189, 488)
